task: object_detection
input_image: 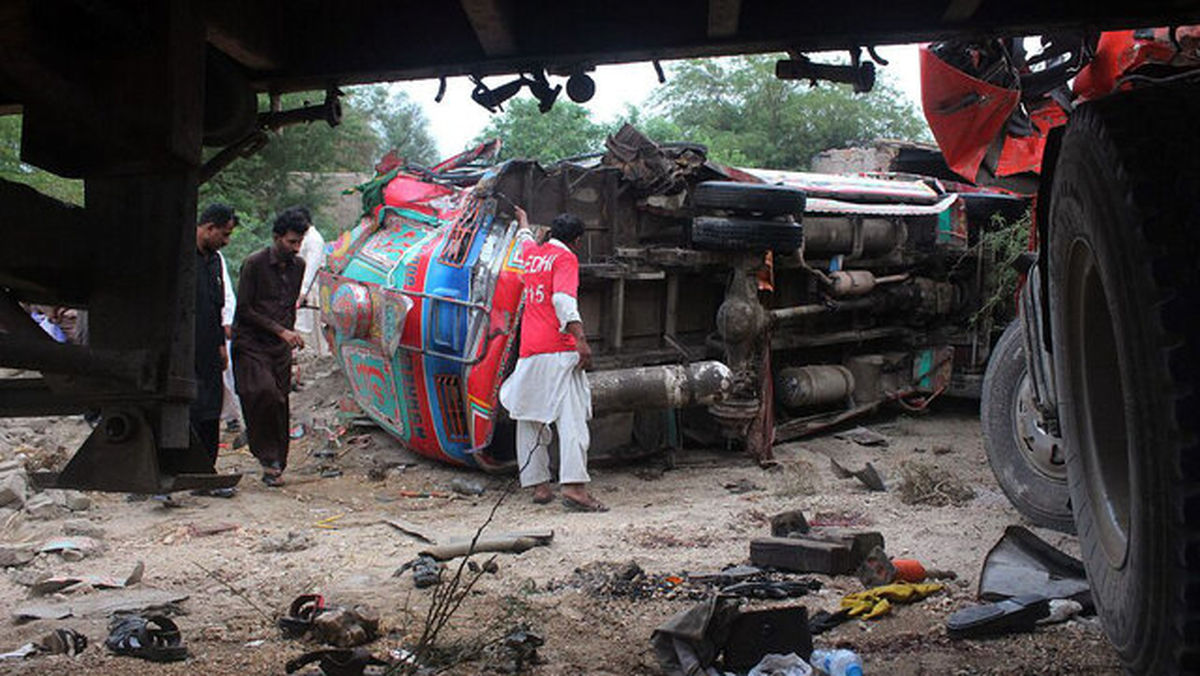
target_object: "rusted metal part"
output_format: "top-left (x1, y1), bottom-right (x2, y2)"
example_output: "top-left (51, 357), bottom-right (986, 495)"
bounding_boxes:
top-left (802, 216), bottom-right (906, 257)
top-left (589, 360), bottom-right (733, 415)
top-left (828, 270), bottom-right (877, 296)
top-left (37, 407), bottom-right (241, 494)
top-left (776, 365), bottom-right (856, 408)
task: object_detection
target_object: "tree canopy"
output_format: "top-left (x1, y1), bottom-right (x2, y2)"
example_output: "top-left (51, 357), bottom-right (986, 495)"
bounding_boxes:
top-left (649, 55), bottom-right (929, 169)
top-left (474, 99), bottom-right (607, 163)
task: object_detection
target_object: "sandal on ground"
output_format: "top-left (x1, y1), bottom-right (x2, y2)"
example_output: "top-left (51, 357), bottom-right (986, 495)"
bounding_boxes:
top-left (532, 487), bottom-right (555, 505)
top-left (285, 647), bottom-right (387, 676)
top-left (562, 495), bottom-right (609, 513)
top-left (104, 614), bottom-right (187, 662)
top-left (37, 628), bottom-right (88, 656)
top-left (278, 594), bottom-right (327, 638)
top-left (262, 472), bottom-right (285, 487)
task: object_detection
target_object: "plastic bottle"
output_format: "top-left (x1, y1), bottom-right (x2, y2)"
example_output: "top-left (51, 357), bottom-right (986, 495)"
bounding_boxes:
top-left (809, 648), bottom-right (864, 676)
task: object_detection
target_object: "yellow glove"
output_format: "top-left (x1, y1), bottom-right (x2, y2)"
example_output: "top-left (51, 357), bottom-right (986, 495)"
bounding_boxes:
top-left (870, 582), bottom-right (943, 603)
top-left (839, 582), bottom-right (943, 621)
top-left (862, 598), bottom-right (892, 619)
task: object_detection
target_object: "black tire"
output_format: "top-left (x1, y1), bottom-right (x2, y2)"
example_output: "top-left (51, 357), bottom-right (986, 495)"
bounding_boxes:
top-left (1048, 86), bottom-right (1200, 675)
top-left (692, 181), bottom-right (806, 216)
top-left (690, 216), bottom-right (803, 253)
top-left (981, 320), bottom-right (1074, 533)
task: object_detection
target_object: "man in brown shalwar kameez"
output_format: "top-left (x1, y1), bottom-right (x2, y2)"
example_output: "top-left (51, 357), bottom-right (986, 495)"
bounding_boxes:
top-left (233, 207), bottom-right (309, 487)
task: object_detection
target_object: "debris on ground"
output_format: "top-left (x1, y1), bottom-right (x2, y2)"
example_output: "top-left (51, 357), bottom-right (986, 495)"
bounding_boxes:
top-left (723, 478), bottom-right (763, 494)
top-left (285, 647), bottom-right (389, 675)
top-left (448, 476), bottom-right (485, 496)
top-left (896, 460), bottom-right (975, 506)
top-left (947, 593), bottom-right (1049, 639)
top-left (105, 613), bottom-right (188, 662)
top-left (650, 595), bottom-right (740, 676)
top-left (770, 509), bottom-right (810, 537)
top-left (747, 652), bottom-right (812, 676)
top-left (750, 529), bottom-right (884, 575)
top-left (39, 535), bottom-right (105, 561)
top-left (258, 531), bottom-right (315, 553)
top-left (278, 594), bottom-right (328, 638)
top-left (1038, 598), bottom-right (1084, 625)
top-left (0, 542), bottom-right (36, 567)
top-left (481, 625), bottom-right (545, 674)
top-left (15, 588), bottom-right (189, 621)
top-left (773, 460), bottom-right (820, 497)
top-left (834, 426), bottom-right (889, 447)
top-left (311, 604), bottom-right (380, 648)
top-left (27, 560), bottom-right (144, 595)
top-left (395, 554), bottom-right (443, 589)
top-left (724, 606), bottom-right (812, 672)
top-left (978, 525), bottom-right (1091, 605)
top-left (841, 581), bottom-right (944, 620)
top-left (419, 531), bottom-right (553, 561)
top-left (0, 627), bottom-right (88, 660)
top-left (62, 518), bottom-right (106, 538)
top-left (383, 518), bottom-right (436, 544)
top-left (829, 458), bottom-right (886, 492)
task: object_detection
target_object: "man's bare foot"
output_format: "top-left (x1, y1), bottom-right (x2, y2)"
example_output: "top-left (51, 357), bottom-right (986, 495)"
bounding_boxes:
top-left (531, 483), bottom-right (554, 504)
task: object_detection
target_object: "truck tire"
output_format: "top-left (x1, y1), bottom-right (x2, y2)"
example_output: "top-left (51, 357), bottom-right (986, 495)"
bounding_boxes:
top-left (981, 320), bottom-right (1074, 533)
top-left (690, 216), bottom-right (803, 253)
top-left (1048, 86), bottom-right (1200, 675)
top-left (692, 181), bottom-right (806, 216)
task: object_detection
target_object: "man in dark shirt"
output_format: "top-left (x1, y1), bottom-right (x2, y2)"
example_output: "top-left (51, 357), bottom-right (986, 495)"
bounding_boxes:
top-left (193, 204), bottom-right (238, 488)
top-left (233, 207), bottom-right (308, 487)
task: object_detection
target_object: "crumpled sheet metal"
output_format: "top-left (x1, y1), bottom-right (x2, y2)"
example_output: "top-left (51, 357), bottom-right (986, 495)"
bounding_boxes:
top-left (978, 525), bottom-right (1092, 610)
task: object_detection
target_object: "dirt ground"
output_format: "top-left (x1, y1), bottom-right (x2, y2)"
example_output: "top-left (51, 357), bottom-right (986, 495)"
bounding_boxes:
top-left (0, 355), bottom-right (1121, 675)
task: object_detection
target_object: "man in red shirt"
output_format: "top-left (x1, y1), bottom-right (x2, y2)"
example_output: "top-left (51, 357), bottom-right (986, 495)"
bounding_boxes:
top-left (499, 208), bottom-right (606, 512)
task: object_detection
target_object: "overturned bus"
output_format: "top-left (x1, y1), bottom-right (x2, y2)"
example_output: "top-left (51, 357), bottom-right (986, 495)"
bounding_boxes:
top-left (318, 125), bottom-right (1025, 469)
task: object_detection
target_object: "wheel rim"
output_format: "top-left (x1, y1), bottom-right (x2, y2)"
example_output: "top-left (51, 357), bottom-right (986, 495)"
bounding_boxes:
top-left (1012, 373), bottom-right (1067, 481)
top-left (1065, 239), bottom-right (1131, 568)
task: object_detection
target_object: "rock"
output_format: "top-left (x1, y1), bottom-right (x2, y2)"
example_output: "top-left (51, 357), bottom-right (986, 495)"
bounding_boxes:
top-left (257, 531), bottom-right (313, 553)
top-left (449, 477), bottom-right (485, 496)
top-left (62, 519), bottom-right (106, 538)
top-left (0, 542), bottom-right (36, 567)
top-left (24, 493), bottom-right (67, 520)
top-left (62, 491), bottom-right (91, 512)
top-left (0, 470), bottom-right (28, 508)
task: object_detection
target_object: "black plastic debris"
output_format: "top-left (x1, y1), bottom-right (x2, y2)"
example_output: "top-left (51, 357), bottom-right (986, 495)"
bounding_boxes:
top-left (978, 526), bottom-right (1092, 610)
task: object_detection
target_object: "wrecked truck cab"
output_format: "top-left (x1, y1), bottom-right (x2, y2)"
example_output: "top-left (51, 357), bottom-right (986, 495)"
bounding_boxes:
top-left (319, 163), bottom-right (527, 469)
top-left (321, 126), bottom-right (1025, 469)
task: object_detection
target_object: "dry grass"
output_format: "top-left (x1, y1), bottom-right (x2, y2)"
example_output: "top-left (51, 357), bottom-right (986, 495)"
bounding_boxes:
top-left (897, 460), bottom-right (976, 506)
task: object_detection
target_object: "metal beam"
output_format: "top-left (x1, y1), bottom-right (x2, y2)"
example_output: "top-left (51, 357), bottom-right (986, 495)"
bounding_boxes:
top-left (460, 0), bottom-right (517, 57)
top-left (708, 0), bottom-right (741, 38)
top-left (0, 379), bottom-right (89, 417)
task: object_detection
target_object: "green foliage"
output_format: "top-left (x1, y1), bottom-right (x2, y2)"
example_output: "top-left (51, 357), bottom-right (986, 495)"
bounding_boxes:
top-left (650, 55), bottom-right (929, 169)
top-left (963, 209), bottom-right (1033, 328)
top-left (474, 99), bottom-right (607, 163)
top-left (0, 116), bottom-right (84, 204)
top-left (200, 85), bottom-right (434, 278)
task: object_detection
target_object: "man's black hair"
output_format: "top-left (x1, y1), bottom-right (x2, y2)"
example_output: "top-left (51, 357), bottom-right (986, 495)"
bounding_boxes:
top-left (549, 213), bottom-right (585, 244)
top-left (199, 203), bottom-right (236, 228)
top-left (272, 206), bottom-right (311, 237)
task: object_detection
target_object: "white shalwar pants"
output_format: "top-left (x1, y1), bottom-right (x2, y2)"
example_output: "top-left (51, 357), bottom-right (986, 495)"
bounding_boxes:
top-left (499, 351), bottom-right (592, 487)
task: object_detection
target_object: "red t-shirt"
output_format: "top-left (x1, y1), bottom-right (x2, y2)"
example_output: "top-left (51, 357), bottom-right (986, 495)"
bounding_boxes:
top-left (518, 240), bottom-right (579, 357)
